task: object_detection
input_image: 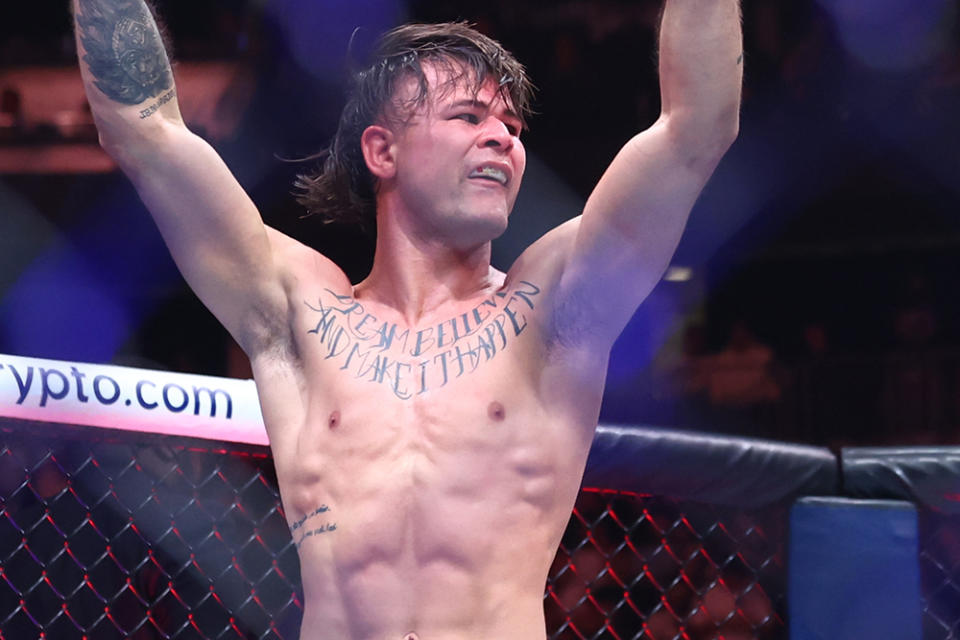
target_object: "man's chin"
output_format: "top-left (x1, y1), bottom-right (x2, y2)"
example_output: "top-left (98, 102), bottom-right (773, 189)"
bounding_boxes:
top-left (476, 209), bottom-right (511, 238)
top-left (444, 211), bottom-right (510, 249)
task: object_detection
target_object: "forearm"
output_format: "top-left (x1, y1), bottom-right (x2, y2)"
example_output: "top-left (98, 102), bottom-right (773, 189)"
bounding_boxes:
top-left (72, 0), bottom-right (184, 156)
top-left (658, 0), bottom-right (742, 149)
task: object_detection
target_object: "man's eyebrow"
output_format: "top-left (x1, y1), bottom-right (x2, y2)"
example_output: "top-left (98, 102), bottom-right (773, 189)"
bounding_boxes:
top-left (447, 99), bottom-right (521, 122)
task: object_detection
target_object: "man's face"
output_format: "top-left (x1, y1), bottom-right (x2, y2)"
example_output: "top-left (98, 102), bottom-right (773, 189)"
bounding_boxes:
top-left (384, 62), bottom-right (527, 246)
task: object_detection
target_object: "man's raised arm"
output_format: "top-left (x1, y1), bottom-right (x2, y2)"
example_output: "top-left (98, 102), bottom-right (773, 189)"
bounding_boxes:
top-left (72, 0), bottom-right (293, 355)
top-left (545, 0), bottom-right (742, 348)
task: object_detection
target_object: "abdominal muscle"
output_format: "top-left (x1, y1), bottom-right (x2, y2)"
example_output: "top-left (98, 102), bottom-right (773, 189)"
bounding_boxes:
top-left (254, 279), bottom-right (605, 640)
top-left (293, 527), bottom-right (558, 640)
top-left (274, 375), bottom-right (592, 640)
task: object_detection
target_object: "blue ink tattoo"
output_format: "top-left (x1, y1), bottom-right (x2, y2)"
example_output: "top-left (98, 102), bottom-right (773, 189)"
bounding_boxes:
top-left (291, 505), bottom-right (337, 549)
top-left (304, 281), bottom-right (542, 399)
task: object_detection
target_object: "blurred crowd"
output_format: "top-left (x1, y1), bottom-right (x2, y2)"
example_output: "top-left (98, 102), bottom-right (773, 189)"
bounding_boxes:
top-left (619, 267), bottom-right (960, 447)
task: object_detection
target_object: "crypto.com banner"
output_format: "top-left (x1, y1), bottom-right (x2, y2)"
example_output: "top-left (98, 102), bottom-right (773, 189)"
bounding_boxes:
top-left (0, 353), bottom-right (267, 445)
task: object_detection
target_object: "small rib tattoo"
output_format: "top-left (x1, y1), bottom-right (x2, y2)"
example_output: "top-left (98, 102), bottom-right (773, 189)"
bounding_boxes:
top-left (75, 0), bottom-right (174, 105)
top-left (291, 505), bottom-right (338, 549)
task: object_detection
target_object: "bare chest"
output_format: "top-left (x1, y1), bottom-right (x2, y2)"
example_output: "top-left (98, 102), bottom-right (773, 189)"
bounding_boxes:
top-left (295, 280), bottom-right (544, 401)
top-left (287, 338), bottom-right (569, 506)
top-left (258, 281), bottom-right (604, 627)
top-left (281, 381), bottom-right (589, 581)
top-left (279, 282), bottom-right (589, 527)
top-left (299, 282), bottom-right (566, 469)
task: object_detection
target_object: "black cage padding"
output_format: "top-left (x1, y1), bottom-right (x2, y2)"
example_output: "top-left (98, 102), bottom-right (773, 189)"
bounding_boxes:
top-left (584, 425), bottom-right (838, 507)
top-left (842, 447), bottom-right (960, 514)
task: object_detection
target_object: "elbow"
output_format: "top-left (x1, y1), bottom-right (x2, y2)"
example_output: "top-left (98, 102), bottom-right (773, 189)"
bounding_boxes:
top-left (716, 104), bottom-right (741, 152)
top-left (695, 104), bottom-right (741, 158)
top-left (93, 112), bottom-right (139, 164)
top-left (665, 106), bottom-right (740, 168)
top-left (95, 115), bottom-right (179, 174)
top-left (709, 117), bottom-right (739, 162)
top-left (98, 128), bottom-right (146, 176)
top-left (97, 129), bottom-right (125, 161)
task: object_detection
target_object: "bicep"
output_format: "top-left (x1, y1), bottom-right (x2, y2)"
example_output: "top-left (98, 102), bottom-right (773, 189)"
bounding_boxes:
top-left (119, 122), bottom-right (288, 352)
top-left (552, 118), bottom-right (725, 347)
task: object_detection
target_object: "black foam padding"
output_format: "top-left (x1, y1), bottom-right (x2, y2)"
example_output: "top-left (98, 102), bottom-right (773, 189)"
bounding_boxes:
top-left (582, 424), bottom-right (838, 507)
top-left (843, 447), bottom-right (960, 514)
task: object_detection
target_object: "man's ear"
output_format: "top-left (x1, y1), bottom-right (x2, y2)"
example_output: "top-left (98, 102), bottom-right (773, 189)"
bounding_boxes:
top-left (361, 125), bottom-right (396, 180)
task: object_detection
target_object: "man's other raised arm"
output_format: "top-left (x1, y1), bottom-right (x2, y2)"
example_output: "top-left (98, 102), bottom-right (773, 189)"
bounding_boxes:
top-left (72, 0), bottom-right (305, 355)
top-left (546, 0), bottom-right (742, 348)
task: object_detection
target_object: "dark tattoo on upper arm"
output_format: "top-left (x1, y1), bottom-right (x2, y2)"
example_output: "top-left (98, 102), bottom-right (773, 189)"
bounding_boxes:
top-left (291, 504), bottom-right (337, 549)
top-left (75, 0), bottom-right (173, 105)
top-left (737, 53), bottom-right (744, 65)
top-left (303, 281), bottom-right (543, 399)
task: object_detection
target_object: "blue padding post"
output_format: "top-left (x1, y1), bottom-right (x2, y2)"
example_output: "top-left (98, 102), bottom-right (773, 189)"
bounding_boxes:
top-left (789, 497), bottom-right (922, 640)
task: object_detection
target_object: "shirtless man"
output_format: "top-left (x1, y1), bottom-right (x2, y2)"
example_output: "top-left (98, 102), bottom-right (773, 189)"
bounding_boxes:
top-left (72, 2), bottom-right (741, 638)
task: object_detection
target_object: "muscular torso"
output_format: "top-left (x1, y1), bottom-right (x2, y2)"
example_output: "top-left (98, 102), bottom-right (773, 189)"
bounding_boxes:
top-left (252, 261), bottom-right (608, 640)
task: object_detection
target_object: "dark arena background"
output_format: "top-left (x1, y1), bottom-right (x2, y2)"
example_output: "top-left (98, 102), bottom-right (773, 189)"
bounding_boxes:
top-left (2, 0), bottom-right (960, 638)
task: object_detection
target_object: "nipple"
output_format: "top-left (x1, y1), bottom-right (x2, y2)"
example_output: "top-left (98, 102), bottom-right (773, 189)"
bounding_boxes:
top-left (328, 410), bottom-right (341, 430)
top-left (488, 401), bottom-right (506, 422)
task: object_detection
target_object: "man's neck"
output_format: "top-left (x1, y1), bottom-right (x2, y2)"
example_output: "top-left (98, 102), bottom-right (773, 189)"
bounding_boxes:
top-left (354, 222), bottom-right (503, 326)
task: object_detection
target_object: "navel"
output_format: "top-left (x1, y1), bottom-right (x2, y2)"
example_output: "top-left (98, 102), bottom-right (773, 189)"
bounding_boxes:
top-left (487, 401), bottom-right (506, 422)
top-left (328, 410), bottom-right (341, 430)
top-left (404, 634), bottom-right (420, 640)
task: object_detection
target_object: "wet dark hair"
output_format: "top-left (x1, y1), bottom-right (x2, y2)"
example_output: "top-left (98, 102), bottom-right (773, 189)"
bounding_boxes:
top-left (294, 22), bottom-right (534, 230)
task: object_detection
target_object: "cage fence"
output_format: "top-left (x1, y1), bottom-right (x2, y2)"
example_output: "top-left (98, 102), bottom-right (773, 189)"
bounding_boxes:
top-left (544, 489), bottom-right (787, 640)
top-left (4, 422), bottom-right (954, 640)
top-left (0, 423), bottom-right (797, 640)
top-left (920, 510), bottom-right (960, 640)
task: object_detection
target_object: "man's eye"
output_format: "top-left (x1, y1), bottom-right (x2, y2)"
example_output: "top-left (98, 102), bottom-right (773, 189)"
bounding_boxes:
top-left (454, 113), bottom-right (479, 124)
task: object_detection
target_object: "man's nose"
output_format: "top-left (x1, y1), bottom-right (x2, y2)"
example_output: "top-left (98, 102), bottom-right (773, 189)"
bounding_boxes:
top-left (478, 117), bottom-right (513, 151)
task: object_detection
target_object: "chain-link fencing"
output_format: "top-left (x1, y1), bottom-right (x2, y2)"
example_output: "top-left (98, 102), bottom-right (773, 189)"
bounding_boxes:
top-left (0, 423), bottom-right (300, 639)
top-left (0, 422), bottom-right (793, 640)
top-left (545, 489), bottom-right (787, 640)
top-left (3, 420), bottom-right (955, 640)
top-left (921, 510), bottom-right (960, 640)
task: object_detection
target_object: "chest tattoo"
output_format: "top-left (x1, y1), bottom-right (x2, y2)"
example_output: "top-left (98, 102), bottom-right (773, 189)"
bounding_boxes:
top-left (303, 281), bottom-right (542, 399)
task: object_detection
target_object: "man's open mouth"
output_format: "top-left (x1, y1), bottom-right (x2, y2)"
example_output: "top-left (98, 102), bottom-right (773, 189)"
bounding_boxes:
top-left (469, 165), bottom-right (509, 186)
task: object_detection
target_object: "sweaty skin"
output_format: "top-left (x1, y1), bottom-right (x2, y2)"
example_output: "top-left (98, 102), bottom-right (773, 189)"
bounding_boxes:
top-left (72, 0), bottom-right (742, 637)
top-left (259, 268), bottom-right (606, 640)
